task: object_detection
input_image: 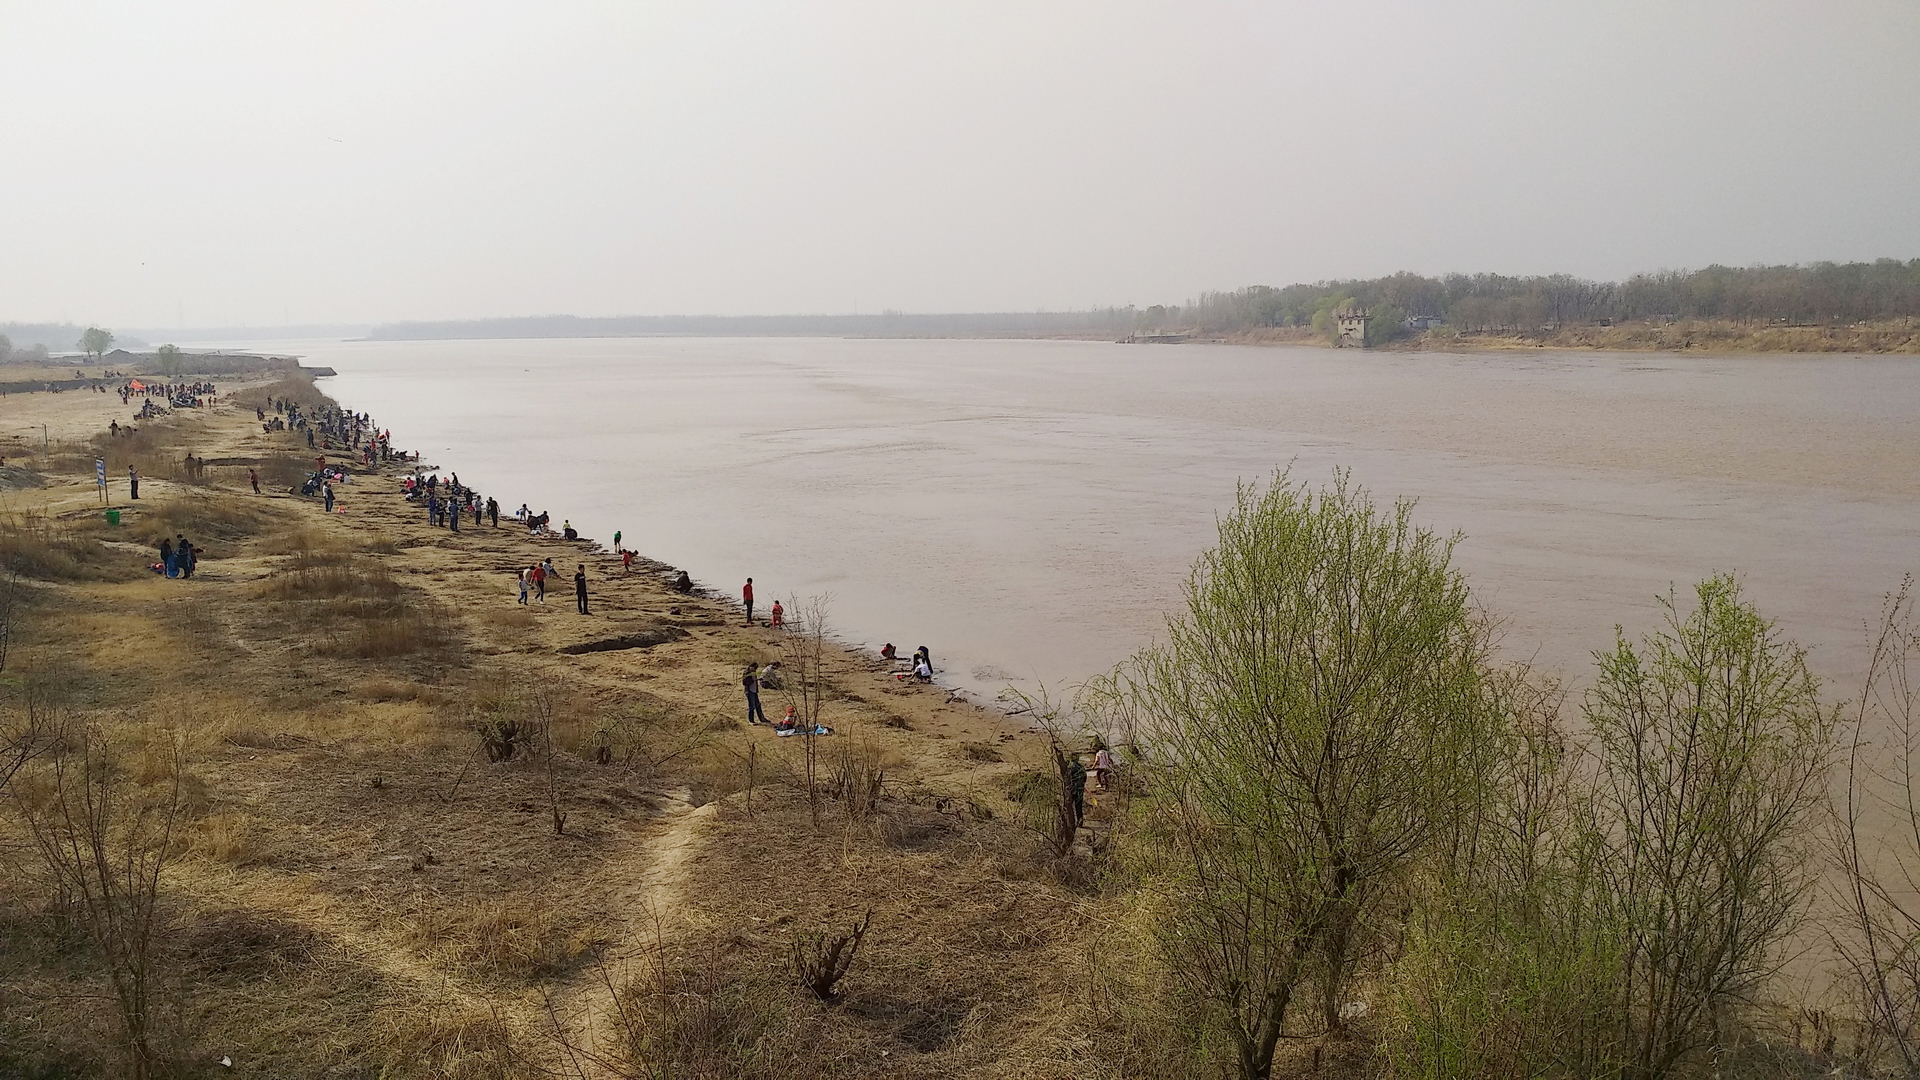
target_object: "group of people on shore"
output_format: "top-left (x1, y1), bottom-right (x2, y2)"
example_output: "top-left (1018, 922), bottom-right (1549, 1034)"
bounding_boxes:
top-left (513, 557), bottom-right (593, 614)
top-left (405, 471), bottom-right (501, 533)
top-left (151, 534), bottom-right (200, 579)
top-left (880, 642), bottom-right (935, 682)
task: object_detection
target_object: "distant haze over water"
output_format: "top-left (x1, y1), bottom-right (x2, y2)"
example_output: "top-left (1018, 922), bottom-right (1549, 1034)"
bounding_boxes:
top-left (226, 337), bottom-right (1920, 706)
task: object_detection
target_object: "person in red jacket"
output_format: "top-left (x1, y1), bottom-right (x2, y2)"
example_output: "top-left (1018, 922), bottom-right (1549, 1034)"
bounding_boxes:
top-left (742, 577), bottom-right (755, 625)
top-left (770, 599), bottom-right (784, 628)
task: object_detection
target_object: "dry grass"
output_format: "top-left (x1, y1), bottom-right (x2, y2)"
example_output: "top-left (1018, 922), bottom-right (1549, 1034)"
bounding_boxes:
top-left (0, 514), bottom-right (130, 580)
top-left (353, 676), bottom-right (451, 705)
top-left (189, 809), bottom-right (281, 866)
top-left (121, 493), bottom-right (271, 556)
top-left (398, 899), bottom-right (601, 981)
top-left (373, 1001), bottom-right (517, 1080)
top-left (230, 373), bottom-right (331, 412)
top-left (255, 554), bottom-right (460, 659)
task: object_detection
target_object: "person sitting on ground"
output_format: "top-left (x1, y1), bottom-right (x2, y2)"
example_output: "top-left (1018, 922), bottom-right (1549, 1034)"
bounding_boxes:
top-left (563, 520), bottom-right (578, 541)
top-left (774, 704), bottom-right (798, 732)
top-left (880, 642), bottom-right (898, 663)
top-left (672, 569), bottom-right (693, 593)
top-left (758, 662), bottom-right (784, 691)
top-left (913, 654), bottom-right (933, 683)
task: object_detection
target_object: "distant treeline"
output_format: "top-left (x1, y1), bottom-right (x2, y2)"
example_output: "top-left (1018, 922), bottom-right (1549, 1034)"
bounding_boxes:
top-left (1, 322), bottom-right (147, 359)
top-left (1178, 258), bottom-right (1920, 340)
top-left (367, 310), bottom-right (1136, 341)
top-left (363, 260), bottom-right (1919, 347)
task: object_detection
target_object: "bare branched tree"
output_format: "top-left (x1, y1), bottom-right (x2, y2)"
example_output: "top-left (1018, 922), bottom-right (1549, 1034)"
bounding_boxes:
top-left (780, 594), bottom-right (833, 827)
top-left (14, 723), bottom-right (187, 1079)
top-left (1833, 576), bottom-right (1920, 1072)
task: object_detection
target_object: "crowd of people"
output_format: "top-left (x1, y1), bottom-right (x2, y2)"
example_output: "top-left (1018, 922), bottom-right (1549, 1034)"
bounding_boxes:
top-left (119, 379), bottom-right (216, 410)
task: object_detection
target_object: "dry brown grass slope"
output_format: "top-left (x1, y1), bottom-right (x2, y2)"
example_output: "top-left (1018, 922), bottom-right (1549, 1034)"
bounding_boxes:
top-left (0, 373), bottom-right (1110, 1080)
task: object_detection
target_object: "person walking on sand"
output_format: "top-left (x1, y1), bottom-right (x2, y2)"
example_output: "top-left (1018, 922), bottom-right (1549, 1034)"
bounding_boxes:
top-left (323, 481), bottom-right (335, 514)
top-left (128, 465), bottom-right (139, 500)
top-left (742, 662), bottom-right (768, 724)
top-left (621, 549), bottom-right (634, 574)
top-left (574, 564), bottom-right (590, 614)
top-left (517, 566), bottom-right (530, 605)
top-left (742, 577), bottom-right (755, 625)
top-left (249, 467), bottom-right (260, 495)
top-left (531, 561), bottom-right (547, 603)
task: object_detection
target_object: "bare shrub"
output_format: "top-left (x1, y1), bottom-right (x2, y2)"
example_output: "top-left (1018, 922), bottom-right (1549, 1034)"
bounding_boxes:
top-left (0, 683), bottom-right (58, 792)
top-left (792, 909), bottom-right (873, 1001)
top-left (1833, 576), bottom-right (1920, 1072)
top-left (778, 594), bottom-right (833, 825)
top-left (11, 722), bottom-right (189, 1079)
top-left (593, 698), bottom-right (712, 776)
top-left (826, 737), bottom-right (888, 822)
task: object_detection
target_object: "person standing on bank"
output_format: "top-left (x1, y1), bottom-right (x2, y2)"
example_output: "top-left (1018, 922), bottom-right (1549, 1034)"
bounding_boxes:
top-left (742, 662), bottom-right (768, 724)
top-left (249, 467), bottom-right (260, 495)
top-left (574, 564), bottom-right (590, 614)
top-left (487, 497), bottom-right (498, 528)
top-left (128, 465), bottom-right (139, 500)
top-left (742, 577), bottom-right (754, 625)
top-left (323, 481), bottom-right (335, 514)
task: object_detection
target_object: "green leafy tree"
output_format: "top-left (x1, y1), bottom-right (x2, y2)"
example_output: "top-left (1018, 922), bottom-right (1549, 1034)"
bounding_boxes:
top-left (1103, 471), bottom-right (1498, 1079)
top-left (1586, 576), bottom-right (1838, 1078)
top-left (78, 326), bottom-right (113, 360)
top-left (155, 344), bottom-right (184, 379)
top-left (0, 332), bottom-right (12, 363)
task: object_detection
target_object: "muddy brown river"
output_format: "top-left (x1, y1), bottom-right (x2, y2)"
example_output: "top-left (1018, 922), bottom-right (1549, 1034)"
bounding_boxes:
top-left (245, 336), bottom-right (1918, 707)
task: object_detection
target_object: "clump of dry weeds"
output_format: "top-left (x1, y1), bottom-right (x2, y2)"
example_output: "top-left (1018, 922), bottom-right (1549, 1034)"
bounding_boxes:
top-left (399, 899), bottom-right (600, 981)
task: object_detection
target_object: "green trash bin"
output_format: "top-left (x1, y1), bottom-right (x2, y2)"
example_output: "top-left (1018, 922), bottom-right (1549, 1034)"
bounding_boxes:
top-left (105, 509), bottom-right (121, 526)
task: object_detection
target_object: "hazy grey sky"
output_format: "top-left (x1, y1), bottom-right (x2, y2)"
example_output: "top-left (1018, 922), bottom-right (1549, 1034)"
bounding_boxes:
top-left (4, 0), bottom-right (1917, 327)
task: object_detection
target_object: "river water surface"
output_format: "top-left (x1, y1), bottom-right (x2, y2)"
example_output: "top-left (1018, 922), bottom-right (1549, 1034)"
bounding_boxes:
top-left (231, 337), bottom-right (1919, 705)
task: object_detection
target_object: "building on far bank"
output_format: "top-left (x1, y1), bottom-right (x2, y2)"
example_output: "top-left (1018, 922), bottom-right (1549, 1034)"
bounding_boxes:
top-left (1335, 307), bottom-right (1370, 347)
top-left (1404, 314), bottom-right (1444, 332)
